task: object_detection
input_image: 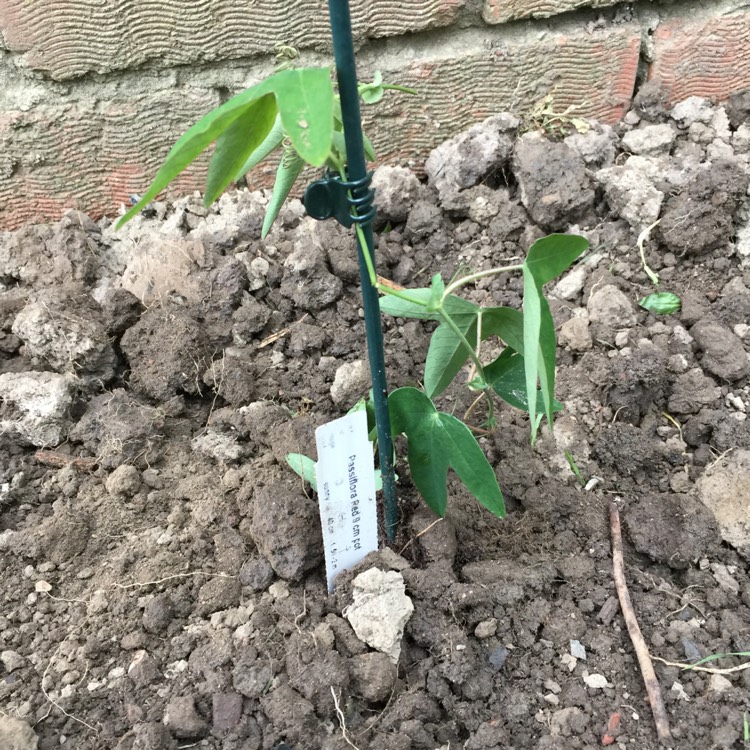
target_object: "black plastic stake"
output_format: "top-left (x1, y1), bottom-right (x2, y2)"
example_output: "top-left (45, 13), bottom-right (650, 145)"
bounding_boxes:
top-left (324, 0), bottom-right (399, 539)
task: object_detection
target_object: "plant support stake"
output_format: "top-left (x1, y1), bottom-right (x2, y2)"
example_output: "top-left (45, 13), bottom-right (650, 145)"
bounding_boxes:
top-left (325, 0), bottom-right (398, 538)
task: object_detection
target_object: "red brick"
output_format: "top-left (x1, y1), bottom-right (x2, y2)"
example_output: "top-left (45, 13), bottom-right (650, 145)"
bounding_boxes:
top-left (365, 24), bottom-right (640, 169)
top-left (649, 13), bottom-right (750, 105)
top-left (483, 0), bottom-right (619, 24)
top-left (0, 24), bottom-right (640, 230)
top-left (1, 0), bottom-right (464, 81)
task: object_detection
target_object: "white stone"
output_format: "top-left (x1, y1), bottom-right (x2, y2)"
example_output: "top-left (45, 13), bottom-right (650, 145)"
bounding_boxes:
top-left (344, 568), bottom-right (414, 664)
top-left (583, 672), bottom-right (609, 689)
top-left (595, 164), bottom-right (663, 229)
top-left (0, 716), bottom-right (38, 750)
top-left (0, 371), bottom-right (77, 446)
top-left (671, 97), bottom-right (713, 128)
top-left (709, 674), bottom-right (733, 693)
top-left (621, 124), bottom-right (675, 155)
top-left (552, 266), bottom-right (587, 300)
top-left (330, 359), bottom-right (369, 406)
top-left (1, 649), bottom-right (26, 672)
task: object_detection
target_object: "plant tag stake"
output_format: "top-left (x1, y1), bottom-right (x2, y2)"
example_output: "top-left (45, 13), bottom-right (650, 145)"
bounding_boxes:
top-left (315, 410), bottom-right (378, 592)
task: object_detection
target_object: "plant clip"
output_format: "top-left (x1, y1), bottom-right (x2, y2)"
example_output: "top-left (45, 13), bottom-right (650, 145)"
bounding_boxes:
top-left (303, 170), bottom-right (376, 229)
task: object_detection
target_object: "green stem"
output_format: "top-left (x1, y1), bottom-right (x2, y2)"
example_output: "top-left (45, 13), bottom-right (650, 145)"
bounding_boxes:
top-left (381, 84), bottom-right (417, 95)
top-left (443, 264), bottom-right (523, 298)
top-left (436, 306), bottom-right (485, 382)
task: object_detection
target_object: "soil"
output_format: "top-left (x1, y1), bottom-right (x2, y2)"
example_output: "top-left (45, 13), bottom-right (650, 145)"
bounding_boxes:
top-left (3, 85), bottom-right (750, 750)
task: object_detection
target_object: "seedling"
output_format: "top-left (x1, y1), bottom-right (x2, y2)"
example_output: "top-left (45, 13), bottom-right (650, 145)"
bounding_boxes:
top-left (636, 220), bottom-right (682, 315)
top-left (117, 52), bottom-right (587, 525)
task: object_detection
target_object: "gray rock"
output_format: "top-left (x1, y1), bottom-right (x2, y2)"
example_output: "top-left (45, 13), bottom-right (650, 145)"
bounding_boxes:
top-left (512, 133), bottom-right (594, 230)
top-left (239, 557), bottom-right (275, 591)
top-left (249, 480), bottom-right (322, 580)
top-left (668, 369), bottom-right (721, 414)
top-left (349, 652), bottom-right (398, 702)
top-left (233, 658), bottom-right (274, 699)
top-left (0, 717), bottom-right (37, 750)
top-left (142, 594), bottom-right (175, 634)
top-left (106, 464), bottom-right (142, 498)
top-left (425, 113), bottom-right (519, 202)
top-left (330, 359), bottom-right (370, 407)
top-left (587, 285), bottom-right (637, 327)
top-left (163, 695), bottom-right (207, 739)
top-left (564, 124), bottom-right (617, 168)
top-left (280, 242), bottom-right (343, 312)
top-left (128, 650), bottom-right (162, 687)
top-left (0, 371), bottom-right (77, 446)
top-left (488, 646), bottom-right (509, 670)
top-left (131, 722), bottom-right (177, 750)
top-left (404, 199), bottom-right (443, 240)
top-left (212, 692), bottom-right (243, 734)
top-left (691, 319), bottom-right (750, 381)
top-left (196, 577), bottom-right (241, 616)
top-left (372, 165), bottom-right (421, 224)
top-left (190, 430), bottom-right (244, 463)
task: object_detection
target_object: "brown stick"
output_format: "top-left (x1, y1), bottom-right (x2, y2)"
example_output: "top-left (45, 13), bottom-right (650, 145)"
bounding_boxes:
top-left (609, 502), bottom-right (671, 743)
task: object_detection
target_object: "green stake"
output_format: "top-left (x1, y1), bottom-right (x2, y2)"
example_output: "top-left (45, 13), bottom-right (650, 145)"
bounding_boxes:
top-left (326, 0), bottom-right (398, 539)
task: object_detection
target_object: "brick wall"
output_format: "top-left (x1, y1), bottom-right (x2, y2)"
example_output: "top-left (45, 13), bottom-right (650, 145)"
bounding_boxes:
top-left (0, 0), bottom-right (748, 230)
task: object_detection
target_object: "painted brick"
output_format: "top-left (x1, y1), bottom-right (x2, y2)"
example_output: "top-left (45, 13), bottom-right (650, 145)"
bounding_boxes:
top-left (483, 0), bottom-right (619, 24)
top-left (1, 0), bottom-right (464, 81)
top-left (0, 24), bottom-right (640, 230)
top-left (649, 13), bottom-right (750, 105)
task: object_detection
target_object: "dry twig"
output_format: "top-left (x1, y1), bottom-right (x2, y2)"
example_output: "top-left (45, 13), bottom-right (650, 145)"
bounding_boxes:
top-left (609, 502), bottom-right (671, 743)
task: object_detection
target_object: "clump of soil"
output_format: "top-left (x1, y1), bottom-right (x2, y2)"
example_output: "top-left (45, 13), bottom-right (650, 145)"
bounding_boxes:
top-left (2, 85), bottom-right (750, 750)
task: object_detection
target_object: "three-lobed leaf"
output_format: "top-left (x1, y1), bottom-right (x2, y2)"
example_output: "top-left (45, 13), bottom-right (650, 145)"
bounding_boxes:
top-left (389, 387), bottom-right (505, 518)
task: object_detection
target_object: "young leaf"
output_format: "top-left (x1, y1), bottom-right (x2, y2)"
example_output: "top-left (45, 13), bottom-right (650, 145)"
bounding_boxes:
top-left (522, 234), bottom-right (588, 441)
top-left (234, 114), bottom-right (285, 181)
top-left (524, 234), bottom-right (589, 285)
top-left (485, 348), bottom-right (563, 414)
top-left (204, 94), bottom-right (278, 206)
top-left (274, 67), bottom-right (334, 166)
top-left (479, 306), bottom-right (525, 353)
top-left (640, 292), bottom-right (681, 315)
top-left (261, 147), bottom-right (305, 238)
top-left (424, 317), bottom-right (478, 398)
top-left (380, 290), bottom-right (478, 322)
top-left (116, 68), bottom-right (332, 228)
top-left (389, 387), bottom-right (505, 519)
top-left (287, 453), bottom-right (318, 491)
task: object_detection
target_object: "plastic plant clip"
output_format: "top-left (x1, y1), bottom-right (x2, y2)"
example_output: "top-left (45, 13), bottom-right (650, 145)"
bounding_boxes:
top-left (303, 0), bottom-right (398, 539)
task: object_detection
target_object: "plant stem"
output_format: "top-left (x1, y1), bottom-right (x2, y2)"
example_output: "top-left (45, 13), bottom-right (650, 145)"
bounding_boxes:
top-left (443, 264), bottom-right (523, 298)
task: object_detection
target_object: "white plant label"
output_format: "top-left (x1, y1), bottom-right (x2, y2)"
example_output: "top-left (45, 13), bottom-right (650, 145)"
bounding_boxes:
top-left (315, 409), bottom-right (378, 592)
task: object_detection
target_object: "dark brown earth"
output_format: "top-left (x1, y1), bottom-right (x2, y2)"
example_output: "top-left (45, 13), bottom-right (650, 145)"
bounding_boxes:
top-left (2, 85), bottom-right (750, 750)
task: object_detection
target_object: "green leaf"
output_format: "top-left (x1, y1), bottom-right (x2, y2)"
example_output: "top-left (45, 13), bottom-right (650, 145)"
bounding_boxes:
top-left (639, 292), bottom-right (682, 315)
top-left (363, 130), bottom-right (376, 162)
top-left (234, 114), bottom-right (285, 182)
top-left (524, 234), bottom-right (589, 285)
top-left (116, 68), bottom-right (332, 228)
top-left (522, 234), bottom-right (587, 442)
top-left (204, 94), bottom-right (278, 206)
top-left (485, 348), bottom-right (563, 414)
top-left (424, 317), bottom-right (477, 398)
top-left (479, 306), bottom-right (525, 353)
top-left (389, 387), bottom-right (505, 518)
top-left (287, 453), bottom-right (317, 491)
top-left (272, 67), bottom-right (334, 166)
top-left (359, 71), bottom-right (385, 104)
top-left (380, 290), bottom-right (478, 322)
top-left (261, 147), bottom-right (305, 238)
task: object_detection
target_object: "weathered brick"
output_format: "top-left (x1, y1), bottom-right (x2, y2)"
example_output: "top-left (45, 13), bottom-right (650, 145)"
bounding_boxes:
top-left (1, 0), bottom-right (464, 81)
top-left (364, 24), bottom-right (640, 167)
top-left (483, 0), bottom-right (619, 24)
top-left (0, 89), bottom-right (220, 230)
top-left (0, 24), bottom-right (640, 230)
top-left (649, 13), bottom-right (750, 105)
